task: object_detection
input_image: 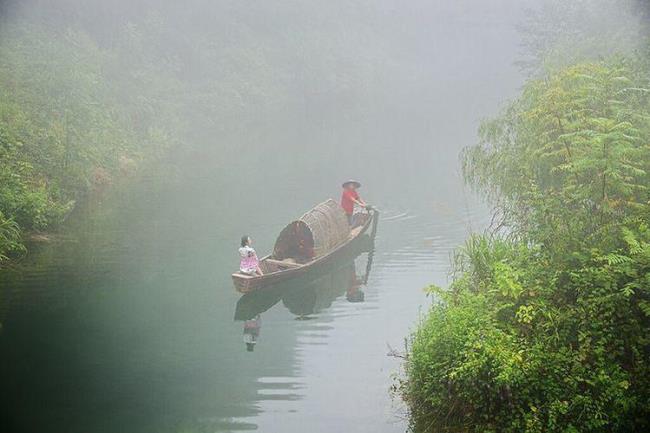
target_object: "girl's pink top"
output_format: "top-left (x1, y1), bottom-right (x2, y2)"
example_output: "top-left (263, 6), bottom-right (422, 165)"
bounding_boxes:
top-left (239, 246), bottom-right (259, 273)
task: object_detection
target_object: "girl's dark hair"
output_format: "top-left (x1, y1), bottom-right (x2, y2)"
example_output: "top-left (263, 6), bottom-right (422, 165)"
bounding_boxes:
top-left (241, 235), bottom-right (250, 247)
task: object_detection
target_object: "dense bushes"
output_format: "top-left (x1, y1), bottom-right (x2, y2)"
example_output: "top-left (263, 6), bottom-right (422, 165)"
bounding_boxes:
top-left (0, 113), bottom-right (70, 261)
top-left (404, 225), bottom-right (650, 432)
top-left (464, 60), bottom-right (650, 253)
top-left (0, 23), bottom-right (182, 262)
top-left (400, 57), bottom-right (650, 433)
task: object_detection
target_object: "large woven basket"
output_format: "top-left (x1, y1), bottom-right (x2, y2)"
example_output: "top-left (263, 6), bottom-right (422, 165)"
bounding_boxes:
top-left (273, 199), bottom-right (350, 261)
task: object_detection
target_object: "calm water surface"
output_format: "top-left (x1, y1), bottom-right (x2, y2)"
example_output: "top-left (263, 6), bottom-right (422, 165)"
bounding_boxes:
top-left (0, 2), bottom-right (528, 428)
top-left (0, 153), bottom-right (489, 433)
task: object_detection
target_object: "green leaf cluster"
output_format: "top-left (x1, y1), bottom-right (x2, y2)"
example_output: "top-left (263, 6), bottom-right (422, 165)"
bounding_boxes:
top-left (464, 59), bottom-right (650, 256)
top-left (0, 23), bottom-right (182, 263)
top-left (404, 223), bottom-right (650, 433)
top-left (401, 56), bottom-right (650, 432)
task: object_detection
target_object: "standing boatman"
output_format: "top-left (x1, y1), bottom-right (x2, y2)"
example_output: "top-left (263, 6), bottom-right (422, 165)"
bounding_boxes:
top-left (341, 180), bottom-right (367, 226)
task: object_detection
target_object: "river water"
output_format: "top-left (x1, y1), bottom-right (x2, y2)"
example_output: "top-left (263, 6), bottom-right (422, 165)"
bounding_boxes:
top-left (0, 158), bottom-right (489, 433)
top-left (0, 2), bottom-right (529, 431)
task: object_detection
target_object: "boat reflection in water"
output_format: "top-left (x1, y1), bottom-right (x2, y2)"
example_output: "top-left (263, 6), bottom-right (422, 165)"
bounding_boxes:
top-left (234, 232), bottom-right (376, 351)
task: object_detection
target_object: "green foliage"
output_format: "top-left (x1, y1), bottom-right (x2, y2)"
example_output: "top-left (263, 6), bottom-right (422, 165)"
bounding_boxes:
top-left (463, 59), bottom-right (650, 256)
top-left (402, 218), bottom-right (650, 433)
top-left (0, 211), bottom-right (23, 263)
top-left (401, 57), bottom-right (650, 433)
top-left (0, 123), bottom-right (71, 231)
top-left (0, 22), bottom-right (182, 261)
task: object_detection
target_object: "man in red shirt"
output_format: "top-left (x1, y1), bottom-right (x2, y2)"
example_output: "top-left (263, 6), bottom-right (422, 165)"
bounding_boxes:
top-left (341, 180), bottom-right (366, 225)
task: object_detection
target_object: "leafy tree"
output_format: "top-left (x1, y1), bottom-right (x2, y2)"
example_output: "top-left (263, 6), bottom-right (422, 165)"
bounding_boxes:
top-left (463, 60), bottom-right (650, 257)
top-left (0, 21), bottom-right (183, 261)
top-left (400, 58), bottom-right (650, 433)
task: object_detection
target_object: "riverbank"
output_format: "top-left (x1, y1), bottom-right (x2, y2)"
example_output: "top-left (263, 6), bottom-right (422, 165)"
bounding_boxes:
top-left (0, 19), bottom-right (186, 264)
top-left (399, 49), bottom-right (650, 433)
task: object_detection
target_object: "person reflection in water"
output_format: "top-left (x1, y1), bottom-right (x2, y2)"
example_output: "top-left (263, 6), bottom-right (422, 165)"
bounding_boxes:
top-left (345, 265), bottom-right (365, 303)
top-left (239, 235), bottom-right (264, 276)
top-left (243, 315), bottom-right (261, 352)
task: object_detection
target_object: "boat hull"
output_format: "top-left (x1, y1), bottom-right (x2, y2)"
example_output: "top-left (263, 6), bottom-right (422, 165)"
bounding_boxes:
top-left (232, 211), bottom-right (376, 293)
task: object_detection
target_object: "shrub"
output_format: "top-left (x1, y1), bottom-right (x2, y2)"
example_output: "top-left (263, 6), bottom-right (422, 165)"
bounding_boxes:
top-left (400, 57), bottom-right (650, 433)
top-left (402, 220), bottom-right (650, 432)
top-left (0, 211), bottom-right (23, 262)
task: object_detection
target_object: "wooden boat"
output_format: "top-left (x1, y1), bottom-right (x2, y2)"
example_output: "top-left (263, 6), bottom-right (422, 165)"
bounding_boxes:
top-left (232, 199), bottom-right (378, 293)
top-left (234, 233), bottom-right (375, 319)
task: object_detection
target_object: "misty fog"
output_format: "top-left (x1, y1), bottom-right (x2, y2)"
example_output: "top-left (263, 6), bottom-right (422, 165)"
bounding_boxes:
top-left (1, 1), bottom-right (648, 433)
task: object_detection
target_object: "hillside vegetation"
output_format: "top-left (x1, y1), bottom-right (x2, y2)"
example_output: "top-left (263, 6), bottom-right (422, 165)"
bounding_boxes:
top-left (400, 52), bottom-right (650, 433)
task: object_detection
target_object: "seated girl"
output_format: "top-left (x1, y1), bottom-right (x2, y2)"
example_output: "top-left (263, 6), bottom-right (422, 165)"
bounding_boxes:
top-left (239, 235), bottom-right (264, 276)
